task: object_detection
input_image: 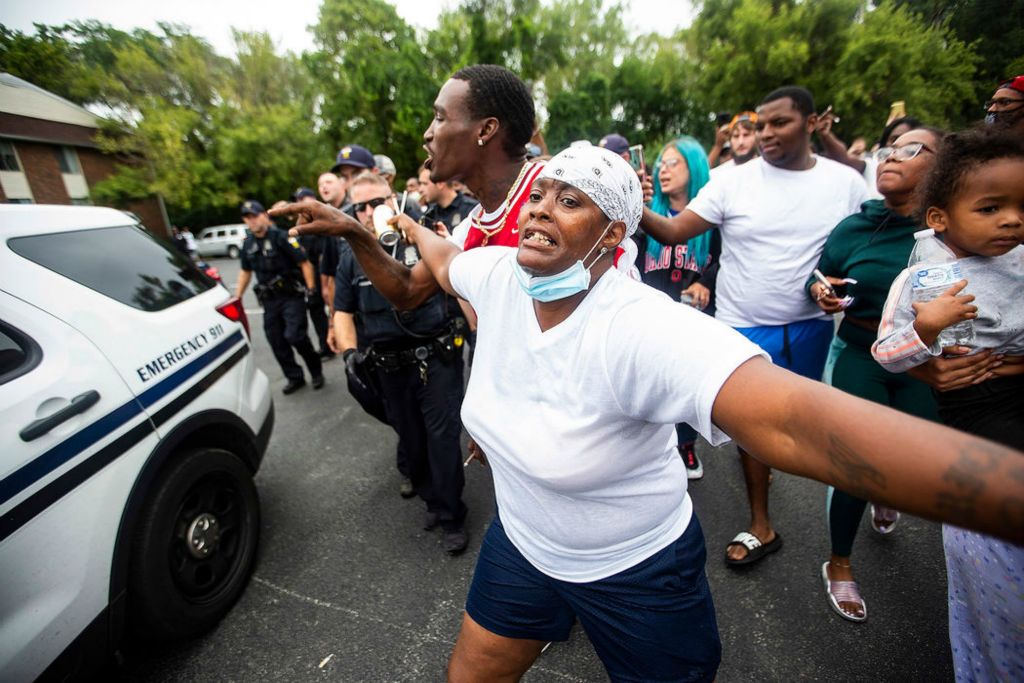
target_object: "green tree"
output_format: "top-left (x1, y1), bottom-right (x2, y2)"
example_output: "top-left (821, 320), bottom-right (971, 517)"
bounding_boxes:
top-left (688, 0), bottom-right (982, 141)
top-left (2, 21), bottom-right (331, 227)
top-left (689, 0), bottom-right (862, 113)
top-left (831, 2), bottom-right (978, 139)
top-left (892, 0), bottom-right (1024, 87)
top-left (307, 0), bottom-right (437, 178)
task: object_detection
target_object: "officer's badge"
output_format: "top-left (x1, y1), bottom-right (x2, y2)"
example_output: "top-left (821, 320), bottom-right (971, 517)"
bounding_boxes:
top-left (288, 237), bottom-right (301, 249)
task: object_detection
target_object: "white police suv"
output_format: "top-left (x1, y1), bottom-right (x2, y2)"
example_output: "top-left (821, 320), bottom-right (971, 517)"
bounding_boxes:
top-left (0, 205), bottom-right (273, 681)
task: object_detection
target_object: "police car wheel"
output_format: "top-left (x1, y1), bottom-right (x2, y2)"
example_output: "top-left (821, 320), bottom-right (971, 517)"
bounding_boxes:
top-left (128, 448), bottom-right (260, 640)
top-left (227, 245), bottom-right (240, 259)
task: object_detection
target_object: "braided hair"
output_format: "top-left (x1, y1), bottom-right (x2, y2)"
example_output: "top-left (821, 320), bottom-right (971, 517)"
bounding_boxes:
top-left (452, 64), bottom-right (536, 158)
top-left (917, 126), bottom-right (1024, 224)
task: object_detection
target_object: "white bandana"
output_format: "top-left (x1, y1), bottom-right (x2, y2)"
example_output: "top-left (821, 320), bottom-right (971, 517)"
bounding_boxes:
top-left (537, 145), bottom-right (643, 275)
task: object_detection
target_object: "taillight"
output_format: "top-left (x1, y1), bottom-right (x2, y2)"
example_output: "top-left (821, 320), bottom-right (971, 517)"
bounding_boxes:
top-left (216, 296), bottom-right (251, 339)
top-left (205, 265), bottom-right (221, 281)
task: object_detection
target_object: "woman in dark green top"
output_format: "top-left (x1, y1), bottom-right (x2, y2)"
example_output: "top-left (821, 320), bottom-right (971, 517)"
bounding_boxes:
top-left (806, 126), bottom-right (944, 623)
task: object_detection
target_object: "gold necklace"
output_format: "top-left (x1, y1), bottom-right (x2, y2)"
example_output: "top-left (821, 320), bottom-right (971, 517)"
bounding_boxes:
top-left (478, 162), bottom-right (531, 246)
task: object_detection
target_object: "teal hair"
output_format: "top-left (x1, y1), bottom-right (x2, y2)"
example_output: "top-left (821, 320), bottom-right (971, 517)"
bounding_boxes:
top-left (647, 136), bottom-right (713, 268)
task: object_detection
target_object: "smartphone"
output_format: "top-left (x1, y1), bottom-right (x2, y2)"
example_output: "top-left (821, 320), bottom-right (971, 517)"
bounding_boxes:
top-left (628, 144), bottom-right (645, 175)
top-left (887, 101), bottom-right (906, 124)
top-left (812, 269), bottom-right (837, 298)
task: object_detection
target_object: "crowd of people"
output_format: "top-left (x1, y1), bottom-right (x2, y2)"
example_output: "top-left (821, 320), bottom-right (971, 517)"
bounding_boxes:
top-left (223, 65), bottom-right (1022, 682)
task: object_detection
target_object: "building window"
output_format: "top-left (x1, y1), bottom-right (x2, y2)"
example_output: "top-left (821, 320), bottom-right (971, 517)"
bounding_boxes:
top-left (55, 146), bottom-right (82, 174)
top-left (0, 140), bottom-right (21, 172)
top-left (5, 198), bottom-right (33, 204)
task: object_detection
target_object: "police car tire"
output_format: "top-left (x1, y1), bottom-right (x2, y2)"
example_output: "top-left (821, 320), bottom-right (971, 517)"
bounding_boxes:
top-left (127, 447), bottom-right (260, 640)
top-left (227, 245), bottom-right (240, 259)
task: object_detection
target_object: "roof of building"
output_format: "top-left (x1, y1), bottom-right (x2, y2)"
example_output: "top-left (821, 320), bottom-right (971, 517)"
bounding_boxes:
top-left (0, 73), bottom-right (100, 129)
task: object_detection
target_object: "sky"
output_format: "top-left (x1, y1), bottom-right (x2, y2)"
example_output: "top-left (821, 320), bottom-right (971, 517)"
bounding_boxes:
top-left (0, 0), bottom-right (697, 56)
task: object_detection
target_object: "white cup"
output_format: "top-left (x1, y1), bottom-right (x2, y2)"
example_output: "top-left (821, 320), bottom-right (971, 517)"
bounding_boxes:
top-left (372, 204), bottom-right (400, 246)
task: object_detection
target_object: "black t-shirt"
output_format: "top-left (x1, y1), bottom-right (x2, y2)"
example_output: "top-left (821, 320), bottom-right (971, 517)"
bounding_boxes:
top-left (640, 228), bottom-right (721, 303)
top-left (333, 240), bottom-right (450, 346)
top-left (240, 227), bottom-right (308, 283)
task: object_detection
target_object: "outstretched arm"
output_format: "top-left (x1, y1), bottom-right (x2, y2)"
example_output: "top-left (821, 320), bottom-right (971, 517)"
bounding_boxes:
top-left (640, 208), bottom-right (715, 246)
top-left (712, 356), bottom-right (1024, 544)
top-left (270, 201), bottom-right (441, 310)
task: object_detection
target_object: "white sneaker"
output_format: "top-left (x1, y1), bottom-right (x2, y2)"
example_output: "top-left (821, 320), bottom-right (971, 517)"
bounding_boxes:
top-left (681, 444), bottom-right (703, 480)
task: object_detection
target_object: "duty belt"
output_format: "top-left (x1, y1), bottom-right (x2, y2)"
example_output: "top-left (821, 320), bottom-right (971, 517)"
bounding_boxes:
top-left (369, 344), bottom-right (435, 370)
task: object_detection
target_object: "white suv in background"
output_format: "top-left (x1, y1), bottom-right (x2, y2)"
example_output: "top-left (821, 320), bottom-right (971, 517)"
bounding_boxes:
top-left (0, 205), bottom-right (273, 681)
top-left (195, 224), bottom-right (247, 259)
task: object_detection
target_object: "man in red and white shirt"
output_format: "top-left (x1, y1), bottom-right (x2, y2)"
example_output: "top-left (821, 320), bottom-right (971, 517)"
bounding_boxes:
top-left (276, 65), bottom-right (543, 310)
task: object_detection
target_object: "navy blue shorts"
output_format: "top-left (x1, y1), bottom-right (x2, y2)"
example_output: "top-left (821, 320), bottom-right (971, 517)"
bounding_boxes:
top-left (733, 318), bottom-right (833, 380)
top-left (466, 515), bottom-right (721, 683)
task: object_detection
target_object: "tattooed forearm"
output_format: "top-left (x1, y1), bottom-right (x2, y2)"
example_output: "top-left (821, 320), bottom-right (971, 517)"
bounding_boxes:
top-left (1000, 497), bottom-right (1024, 533)
top-left (826, 434), bottom-right (887, 499)
top-left (936, 441), bottom-right (1024, 531)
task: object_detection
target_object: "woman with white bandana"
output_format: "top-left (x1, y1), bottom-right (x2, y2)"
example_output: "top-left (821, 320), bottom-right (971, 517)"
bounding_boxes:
top-left (391, 145), bottom-right (1024, 683)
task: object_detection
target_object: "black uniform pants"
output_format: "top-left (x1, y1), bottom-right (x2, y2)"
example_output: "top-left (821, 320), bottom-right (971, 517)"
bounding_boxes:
top-left (307, 291), bottom-right (330, 352)
top-left (374, 355), bottom-right (466, 531)
top-left (263, 296), bottom-right (322, 382)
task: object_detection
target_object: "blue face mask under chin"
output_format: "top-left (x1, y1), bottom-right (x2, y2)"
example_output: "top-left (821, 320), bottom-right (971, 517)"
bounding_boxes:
top-left (512, 224), bottom-right (613, 302)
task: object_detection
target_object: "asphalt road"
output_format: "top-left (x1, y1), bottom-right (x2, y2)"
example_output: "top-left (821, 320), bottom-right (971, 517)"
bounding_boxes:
top-left (120, 256), bottom-right (953, 682)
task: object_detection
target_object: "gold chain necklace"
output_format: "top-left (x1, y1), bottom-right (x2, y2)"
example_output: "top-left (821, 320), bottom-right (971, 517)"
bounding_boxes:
top-left (477, 162), bottom-right (531, 246)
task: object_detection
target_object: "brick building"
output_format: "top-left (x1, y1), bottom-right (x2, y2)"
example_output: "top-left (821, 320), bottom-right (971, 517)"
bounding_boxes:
top-left (0, 73), bottom-right (170, 235)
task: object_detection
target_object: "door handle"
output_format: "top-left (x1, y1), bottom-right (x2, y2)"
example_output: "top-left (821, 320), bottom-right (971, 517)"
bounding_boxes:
top-left (20, 390), bottom-right (101, 442)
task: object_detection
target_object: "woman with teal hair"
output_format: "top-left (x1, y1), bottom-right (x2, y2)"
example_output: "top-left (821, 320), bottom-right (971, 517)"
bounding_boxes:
top-left (641, 135), bottom-right (721, 480)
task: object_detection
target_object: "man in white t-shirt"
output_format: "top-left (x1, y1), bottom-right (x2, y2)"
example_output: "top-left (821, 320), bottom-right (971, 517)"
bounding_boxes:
top-left (710, 111), bottom-right (759, 178)
top-left (640, 85), bottom-right (869, 567)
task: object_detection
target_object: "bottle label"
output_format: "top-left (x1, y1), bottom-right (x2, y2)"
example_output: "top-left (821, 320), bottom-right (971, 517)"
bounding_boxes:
top-left (911, 262), bottom-right (962, 289)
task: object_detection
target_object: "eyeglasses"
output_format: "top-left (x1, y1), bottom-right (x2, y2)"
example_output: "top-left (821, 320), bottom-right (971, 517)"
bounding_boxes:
top-left (659, 158), bottom-right (685, 169)
top-left (352, 196), bottom-right (391, 213)
top-left (984, 97), bottom-right (1024, 110)
top-left (876, 142), bottom-right (933, 162)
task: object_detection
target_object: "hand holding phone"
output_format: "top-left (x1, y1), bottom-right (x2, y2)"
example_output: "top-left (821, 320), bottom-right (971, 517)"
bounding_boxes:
top-left (812, 268), bottom-right (837, 299)
top-left (628, 144), bottom-right (645, 179)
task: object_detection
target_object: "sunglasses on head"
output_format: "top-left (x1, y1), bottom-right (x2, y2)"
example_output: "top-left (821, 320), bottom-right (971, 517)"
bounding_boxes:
top-left (876, 142), bottom-right (932, 162)
top-left (352, 196), bottom-right (391, 213)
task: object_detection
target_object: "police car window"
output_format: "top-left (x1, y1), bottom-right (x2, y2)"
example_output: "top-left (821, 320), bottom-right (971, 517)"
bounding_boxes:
top-left (9, 225), bottom-right (217, 312)
top-left (0, 322), bottom-right (41, 385)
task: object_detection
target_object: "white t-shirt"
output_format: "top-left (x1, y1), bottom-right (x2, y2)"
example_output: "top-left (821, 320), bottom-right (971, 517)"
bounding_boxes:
top-left (709, 158), bottom-right (736, 178)
top-left (861, 154), bottom-right (882, 200)
top-left (687, 156), bottom-right (869, 327)
top-left (448, 247), bottom-right (765, 582)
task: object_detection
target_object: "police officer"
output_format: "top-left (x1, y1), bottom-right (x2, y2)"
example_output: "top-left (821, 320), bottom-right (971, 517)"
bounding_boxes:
top-left (235, 200), bottom-right (324, 394)
top-left (293, 187), bottom-right (336, 359)
top-left (333, 173), bottom-right (468, 555)
top-left (417, 165), bottom-right (478, 234)
top-left (417, 165), bottom-right (479, 373)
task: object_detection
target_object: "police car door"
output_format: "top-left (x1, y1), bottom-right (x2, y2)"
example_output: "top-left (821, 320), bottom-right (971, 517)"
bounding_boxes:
top-left (0, 292), bottom-right (151, 683)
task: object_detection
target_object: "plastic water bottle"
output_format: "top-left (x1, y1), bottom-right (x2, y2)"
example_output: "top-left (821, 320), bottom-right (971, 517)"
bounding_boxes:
top-left (907, 228), bottom-right (975, 347)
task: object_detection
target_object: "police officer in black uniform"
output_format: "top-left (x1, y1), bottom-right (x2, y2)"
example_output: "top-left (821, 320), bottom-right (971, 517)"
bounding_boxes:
top-left (333, 173), bottom-right (468, 555)
top-left (293, 187), bottom-right (336, 359)
top-left (235, 200), bottom-right (324, 394)
top-left (417, 166), bottom-right (479, 373)
top-left (417, 165), bottom-right (479, 234)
